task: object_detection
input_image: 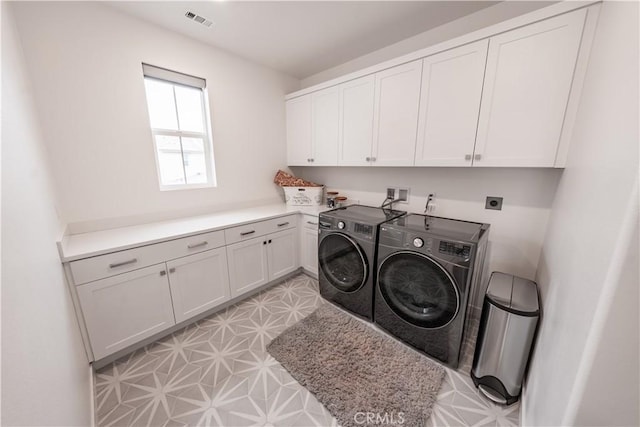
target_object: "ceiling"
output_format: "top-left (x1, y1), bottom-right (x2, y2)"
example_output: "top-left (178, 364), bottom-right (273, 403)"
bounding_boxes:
top-left (108, 1), bottom-right (501, 79)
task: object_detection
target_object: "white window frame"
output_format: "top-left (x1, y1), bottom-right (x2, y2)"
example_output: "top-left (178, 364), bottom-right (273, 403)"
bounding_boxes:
top-left (142, 64), bottom-right (217, 191)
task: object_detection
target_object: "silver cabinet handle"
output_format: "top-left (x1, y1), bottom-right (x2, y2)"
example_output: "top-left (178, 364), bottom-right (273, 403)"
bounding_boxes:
top-left (109, 258), bottom-right (138, 269)
top-left (474, 154), bottom-right (482, 161)
top-left (307, 221), bottom-right (318, 225)
top-left (240, 230), bottom-right (255, 236)
top-left (277, 222), bottom-right (290, 227)
top-left (160, 270), bottom-right (167, 276)
top-left (309, 158), bottom-right (314, 162)
top-left (465, 154), bottom-right (472, 161)
top-left (366, 157), bottom-right (371, 161)
top-left (169, 267), bottom-right (176, 273)
top-left (187, 241), bottom-right (208, 249)
top-left (307, 158), bottom-right (311, 162)
top-left (371, 157), bottom-right (376, 162)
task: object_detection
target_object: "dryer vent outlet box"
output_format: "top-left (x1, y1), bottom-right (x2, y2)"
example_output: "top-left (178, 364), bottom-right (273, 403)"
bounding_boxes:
top-left (485, 197), bottom-right (503, 210)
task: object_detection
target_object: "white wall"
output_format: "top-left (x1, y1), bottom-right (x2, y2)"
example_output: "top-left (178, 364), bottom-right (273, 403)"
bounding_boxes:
top-left (573, 188), bottom-right (639, 426)
top-left (292, 166), bottom-right (562, 301)
top-left (301, 1), bottom-right (556, 88)
top-left (11, 1), bottom-right (299, 232)
top-left (1, 4), bottom-right (92, 425)
top-left (524, 1), bottom-right (639, 425)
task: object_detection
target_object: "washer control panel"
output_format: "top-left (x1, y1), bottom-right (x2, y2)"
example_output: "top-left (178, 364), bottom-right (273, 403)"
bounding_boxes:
top-left (404, 235), bottom-right (471, 260)
top-left (354, 222), bottom-right (373, 238)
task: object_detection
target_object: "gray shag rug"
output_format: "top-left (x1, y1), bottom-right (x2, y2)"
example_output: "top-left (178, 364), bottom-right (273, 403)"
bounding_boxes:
top-left (267, 303), bottom-right (445, 427)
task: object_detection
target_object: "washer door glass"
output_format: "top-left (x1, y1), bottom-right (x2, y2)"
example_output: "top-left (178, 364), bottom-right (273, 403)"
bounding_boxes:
top-left (378, 252), bottom-right (459, 328)
top-left (319, 233), bottom-right (367, 293)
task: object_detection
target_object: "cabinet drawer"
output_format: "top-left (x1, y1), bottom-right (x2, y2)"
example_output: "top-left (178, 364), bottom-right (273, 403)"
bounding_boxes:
top-left (169, 230), bottom-right (226, 260)
top-left (225, 215), bottom-right (297, 245)
top-left (70, 230), bottom-right (225, 285)
top-left (302, 215), bottom-right (319, 230)
top-left (224, 221), bottom-right (273, 245)
top-left (265, 215), bottom-right (298, 234)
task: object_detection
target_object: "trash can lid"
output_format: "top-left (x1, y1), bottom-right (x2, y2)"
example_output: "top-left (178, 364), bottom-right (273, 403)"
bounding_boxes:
top-left (486, 272), bottom-right (539, 315)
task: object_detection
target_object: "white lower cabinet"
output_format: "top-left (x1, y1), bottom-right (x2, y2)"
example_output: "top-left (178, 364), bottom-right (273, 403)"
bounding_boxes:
top-left (77, 264), bottom-right (176, 360)
top-left (226, 236), bottom-right (270, 297)
top-left (227, 228), bottom-right (298, 297)
top-left (267, 229), bottom-right (299, 280)
top-left (69, 214), bottom-right (301, 361)
top-left (167, 248), bottom-right (231, 323)
top-left (300, 216), bottom-right (319, 276)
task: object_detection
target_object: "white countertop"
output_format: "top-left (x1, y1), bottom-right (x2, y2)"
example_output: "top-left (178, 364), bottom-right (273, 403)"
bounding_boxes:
top-left (58, 204), bottom-right (329, 262)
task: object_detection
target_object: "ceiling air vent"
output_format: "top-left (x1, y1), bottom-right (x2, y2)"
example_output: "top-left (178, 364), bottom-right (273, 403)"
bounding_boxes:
top-left (184, 11), bottom-right (213, 28)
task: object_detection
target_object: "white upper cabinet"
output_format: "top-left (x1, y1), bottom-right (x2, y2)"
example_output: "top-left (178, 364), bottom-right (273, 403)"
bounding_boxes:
top-left (338, 75), bottom-right (376, 166)
top-left (473, 10), bottom-right (587, 167)
top-left (311, 88), bottom-right (340, 165)
top-left (286, 89), bottom-right (340, 166)
top-left (285, 7), bottom-right (594, 169)
top-left (415, 40), bottom-right (489, 166)
top-left (286, 95), bottom-right (312, 166)
top-left (372, 60), bottom-right (423, 166)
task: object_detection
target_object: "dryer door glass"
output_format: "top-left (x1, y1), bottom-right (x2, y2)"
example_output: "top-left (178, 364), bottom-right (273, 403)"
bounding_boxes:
top-left (378, 252), bottom-right (459, 328)
top-left (318, 233), bottom-right (368, 293)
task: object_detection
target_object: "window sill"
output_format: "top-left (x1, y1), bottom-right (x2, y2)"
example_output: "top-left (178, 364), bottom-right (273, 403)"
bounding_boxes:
top-left (159, 182), bottom-right (216, 192)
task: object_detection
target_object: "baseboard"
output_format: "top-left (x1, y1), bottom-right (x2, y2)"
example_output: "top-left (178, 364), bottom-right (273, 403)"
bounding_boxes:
top-left (301, 268), bottom-right (318, 280)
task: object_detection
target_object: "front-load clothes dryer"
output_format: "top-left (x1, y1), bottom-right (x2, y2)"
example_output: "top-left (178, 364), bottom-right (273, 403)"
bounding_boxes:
top-left (318, 205), bottom-right (405, 320)
top-left (374, 214), bottom-right (489, 368)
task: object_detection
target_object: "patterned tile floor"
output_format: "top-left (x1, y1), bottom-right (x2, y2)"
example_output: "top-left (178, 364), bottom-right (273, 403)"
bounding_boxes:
top-left (95, 274), bottom-right (520, 427)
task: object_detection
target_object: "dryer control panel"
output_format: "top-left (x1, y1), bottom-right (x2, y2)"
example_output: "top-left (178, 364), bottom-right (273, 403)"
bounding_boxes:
top-left (439, 241), bottom-right (471, 258)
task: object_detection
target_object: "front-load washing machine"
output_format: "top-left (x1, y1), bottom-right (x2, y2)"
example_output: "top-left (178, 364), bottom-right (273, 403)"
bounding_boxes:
top-left (318, 205), bottom-right (405, 320)
top-left (374, 214), bottom-right (489, 368)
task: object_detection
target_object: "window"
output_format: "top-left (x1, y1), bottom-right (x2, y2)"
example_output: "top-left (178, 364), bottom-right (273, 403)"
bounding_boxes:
top-left (142, 64), bottom-right (216, 190)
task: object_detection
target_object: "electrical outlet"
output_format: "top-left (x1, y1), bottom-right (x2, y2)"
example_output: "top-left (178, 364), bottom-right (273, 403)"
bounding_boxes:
top-left (485, 196), bottom-right (503, 210)
top-left (398, 188), bottom-right (410, 203)
top-left (386, 188), bottom-right (396, 199)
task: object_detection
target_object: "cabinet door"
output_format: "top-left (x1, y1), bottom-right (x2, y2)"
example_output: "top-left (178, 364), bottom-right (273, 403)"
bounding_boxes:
top-left (286, 95), bottom-right (312, 166)
top-left (338, 75), bottom-right (376, 166)
top-left (372, 60), bottom-right (422, 166)
top-left (226, 237), bottom-right (269, 298)
top-left (267, 229), bottom-right (299, 281)
top-left (415, 40), bottom-right (489, 166)
top-left (167, 248), bottom-right (231, 323)
top-left (311, 88), bottom-right (340, 166)
top-left (77, 264), bottom-right (175, 360)
top-left (301, 225), bottom-right (319, 276)
top-left (474, 10), bottom-right (586, 167)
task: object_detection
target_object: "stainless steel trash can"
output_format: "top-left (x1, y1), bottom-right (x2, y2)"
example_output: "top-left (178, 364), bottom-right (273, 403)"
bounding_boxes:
top-left (471, 272), bottom-right (540, 405)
